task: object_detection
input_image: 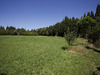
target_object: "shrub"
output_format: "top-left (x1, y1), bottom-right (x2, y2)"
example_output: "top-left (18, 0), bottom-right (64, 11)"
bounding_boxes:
top-left (88, 30), bottom-right (100, 48)
top-left (64, 29), bottom-right (76, 46)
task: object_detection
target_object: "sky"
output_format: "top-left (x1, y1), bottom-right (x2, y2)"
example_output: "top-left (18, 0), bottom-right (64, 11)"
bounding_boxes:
top-left (0, 0), bottom-right (100, 30)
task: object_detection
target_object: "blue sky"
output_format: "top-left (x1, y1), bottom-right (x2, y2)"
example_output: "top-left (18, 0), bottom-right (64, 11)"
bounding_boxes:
top-left (0, 0), bottom-right (100, 30)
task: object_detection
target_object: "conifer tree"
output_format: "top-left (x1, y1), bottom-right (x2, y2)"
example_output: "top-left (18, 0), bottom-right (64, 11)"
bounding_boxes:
top-left (84, 13), bottom-right (86, 17)
top-left (95, 4), bottom-right (100, 17)
top-left (87, 12), bottom-right (91, 17)
top-left (90, 11), bottom-right (95, 19)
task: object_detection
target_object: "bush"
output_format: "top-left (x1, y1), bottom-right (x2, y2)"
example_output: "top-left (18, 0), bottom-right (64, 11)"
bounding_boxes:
top-left (64, 29), bottom-right (76, 46)
top-left (20, 31), bottom-right (38, 36)
top-left (88, 30), bottom-right (100, 48)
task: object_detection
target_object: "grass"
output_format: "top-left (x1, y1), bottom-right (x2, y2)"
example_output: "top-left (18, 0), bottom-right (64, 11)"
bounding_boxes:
top-left (0, 36), bottom-right (100, 75)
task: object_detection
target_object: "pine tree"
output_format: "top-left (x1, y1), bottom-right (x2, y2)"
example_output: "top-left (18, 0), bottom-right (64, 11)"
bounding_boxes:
top-left (90, 11), bottom-right (95, 19)
top-left (84, 13), bottom-right (86, 17)
top-left (95, 4), bottom-right (100, 17)
top-left (87, 12), bottom-right (91, 17)
top-left (95, 4), bottom-right (100, 25)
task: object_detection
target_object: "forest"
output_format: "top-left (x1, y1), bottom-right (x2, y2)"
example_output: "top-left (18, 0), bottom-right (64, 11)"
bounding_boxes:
top-left (0, 4), bottom-right (100, 47)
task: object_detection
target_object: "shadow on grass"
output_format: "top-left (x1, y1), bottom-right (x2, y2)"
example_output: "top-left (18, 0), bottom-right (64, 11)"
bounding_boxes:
top-left (0, 73), bottom-right (7, 75)
top-left (85, 46), bottom-right (100, 53)
top-left (92, 71), bottom-right (98, 75)
top-left (72, 43), bottom-right (86, 46)
top-left (97, 67), bottom-right (100, 71)
top-left (61, 47), bottom-right (68, 50)
top-left (61, 43), bottom-right (87, 51)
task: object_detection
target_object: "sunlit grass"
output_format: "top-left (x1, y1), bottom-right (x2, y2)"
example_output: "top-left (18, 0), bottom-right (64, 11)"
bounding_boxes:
top-left (0, 36), bottom-right (100, 75)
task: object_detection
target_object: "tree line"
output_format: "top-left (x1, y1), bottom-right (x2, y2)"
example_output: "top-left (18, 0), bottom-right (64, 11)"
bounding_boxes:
top-left (37, 6), bottom-right (98, 37)
top-left (36, 4), bottom-right (100, 47)
top-left (0, 26), bottom-right (38, 36)
top-left (0, 4), bottom-right (100, 47)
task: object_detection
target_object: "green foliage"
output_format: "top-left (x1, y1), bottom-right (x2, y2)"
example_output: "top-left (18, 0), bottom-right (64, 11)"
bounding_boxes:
top-left (6, 26), bottom-right (16, 35)
top-left (37, 16), bottom-right (78, 37)
top-left (95, 16), bottom-right (100, 25)
top-left (95, 4), bottom-right (100, 17)
top-left (0, 26), bottom-right (6, 35)
top-left (88, 26), bottom-right (100, 48)
top-left (17, 28), bottom-right (26, 35)
top-left (78, 16), bottom-right (95, 38)
top-left (0, 26), bottom-right (38, 36)
top-left (64, 28), bottom-right (76, 46)
top-left (87, 4), bottom-right (100, 48)
top-left (90, 11), bottom-right (95, 19)
top-left (20, 31), bottom-right (38, 36)
top-left (95, 4), bottom-right (100, 25)
top-left (87, 12), bottom-right (91, 17)
top-left (83, 11), bottom-right (95, 19)
top-left (84, 13), bottom-right (86, 18)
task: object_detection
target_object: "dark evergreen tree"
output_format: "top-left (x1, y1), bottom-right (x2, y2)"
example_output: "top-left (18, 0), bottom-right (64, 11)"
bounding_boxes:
top-left (95, 4), bottom-right (100, 17)
top-left (95, 4), bottom-right (100, 25)
top-left (84, 13), bottom-right (86, 17)
top-left (90, 11), bottom-right (95, 19)
top-left (87, 12), bottom-right (91, 17)
top-left (88, 4), bottom-right (100, 48)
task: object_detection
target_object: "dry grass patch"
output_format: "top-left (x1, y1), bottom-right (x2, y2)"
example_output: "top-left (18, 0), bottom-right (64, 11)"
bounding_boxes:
top-left (69, 50), bottom-right (83, 55)
top-left (67, 38), bottom-right (89, 55)
top-left (77, 38), bottom-right (88, 42)
top-left (69, 45), bottom-right (87, 55)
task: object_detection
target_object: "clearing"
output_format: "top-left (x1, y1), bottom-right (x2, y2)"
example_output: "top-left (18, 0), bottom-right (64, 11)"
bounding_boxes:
top-left (0, 36), bottom-right (100, 75)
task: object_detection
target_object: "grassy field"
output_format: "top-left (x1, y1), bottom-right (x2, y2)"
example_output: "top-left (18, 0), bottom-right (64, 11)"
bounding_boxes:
top-left (0, 36), bottom-right (100, 75)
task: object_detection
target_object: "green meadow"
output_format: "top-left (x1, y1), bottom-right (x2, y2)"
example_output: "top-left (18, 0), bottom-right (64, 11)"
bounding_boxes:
top-left (0, 36), bottom-right (100, 75)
